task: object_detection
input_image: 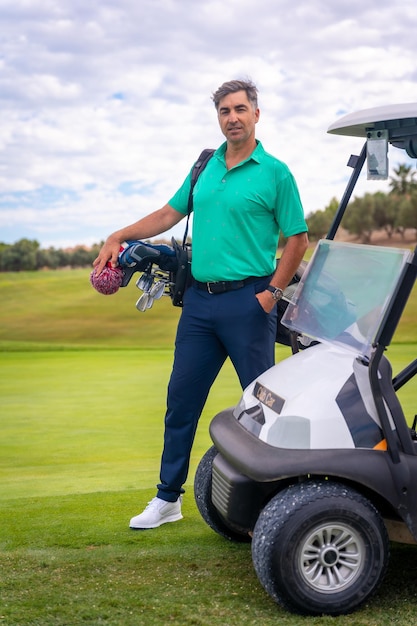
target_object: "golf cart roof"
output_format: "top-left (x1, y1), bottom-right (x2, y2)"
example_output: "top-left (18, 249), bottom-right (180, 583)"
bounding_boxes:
top-left (328, 103), bottom-right (417, 139)
top-left (324, 104), bottom-right (417, 233)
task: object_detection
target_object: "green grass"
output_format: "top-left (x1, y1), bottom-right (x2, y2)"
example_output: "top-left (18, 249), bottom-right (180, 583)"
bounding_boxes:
top-left (2, 492), bottom-right (417, 626)
top-left (1, 269), bottom-right (417, 625)
top-left (0, 269), bottom-right (181, 350)
top-left (1, 265), bottom-right (416, 349)
top-left (0, 350), bottom-right (241, 500)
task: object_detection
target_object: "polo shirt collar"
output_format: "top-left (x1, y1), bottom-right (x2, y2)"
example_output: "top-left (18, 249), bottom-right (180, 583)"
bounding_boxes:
top-left (215, 140), bottom-right (264, 165)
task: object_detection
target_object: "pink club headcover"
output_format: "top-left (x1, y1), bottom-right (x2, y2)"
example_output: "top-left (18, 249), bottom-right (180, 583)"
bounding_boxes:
top-left (90, 264), bottom-right (123, 295)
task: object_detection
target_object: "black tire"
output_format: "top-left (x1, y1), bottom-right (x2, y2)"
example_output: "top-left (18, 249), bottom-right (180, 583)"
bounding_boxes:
top-left (251, 480), bottom-right (389, 616)
top-left (194, 446), bottom-right (250, 542)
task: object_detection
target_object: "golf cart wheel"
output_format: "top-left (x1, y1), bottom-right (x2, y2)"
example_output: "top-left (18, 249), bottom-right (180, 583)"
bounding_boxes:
top-left (194, 446), bottom-right (250, 542)
top-left (251, 480), bottom-right (389, 616)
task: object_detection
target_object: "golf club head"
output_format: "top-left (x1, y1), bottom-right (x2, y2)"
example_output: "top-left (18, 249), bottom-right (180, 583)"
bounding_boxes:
top-left (150, 280), bottom-right (166, 300)
top-left (136, 292), bottom-right (151, 312)
top-left (136, 273), bottom-right (154, 292)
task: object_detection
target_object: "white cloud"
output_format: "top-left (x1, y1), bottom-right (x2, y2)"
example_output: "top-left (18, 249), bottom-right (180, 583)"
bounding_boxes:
top-left (0, 0), bottom-right (416, 247)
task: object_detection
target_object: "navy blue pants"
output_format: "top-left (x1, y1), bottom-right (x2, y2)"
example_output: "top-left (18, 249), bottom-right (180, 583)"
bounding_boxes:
top-left (157, 277), bottom-right (277, 501)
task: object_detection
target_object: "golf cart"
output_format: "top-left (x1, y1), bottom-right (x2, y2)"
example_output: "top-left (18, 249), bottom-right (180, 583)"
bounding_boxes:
top-left (193, 103), bottom-right (417, 616)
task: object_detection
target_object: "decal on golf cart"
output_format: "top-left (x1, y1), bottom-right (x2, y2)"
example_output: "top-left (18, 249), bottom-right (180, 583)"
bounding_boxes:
top-left (253, 381), bottom-right (285, 414)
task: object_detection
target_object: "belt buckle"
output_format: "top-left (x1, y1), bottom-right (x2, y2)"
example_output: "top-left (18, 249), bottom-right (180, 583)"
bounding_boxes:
top-left (207, 281), bottom-right (215, 294)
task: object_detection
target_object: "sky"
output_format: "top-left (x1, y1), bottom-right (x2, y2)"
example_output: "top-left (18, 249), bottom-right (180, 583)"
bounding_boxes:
top-left (1, 0), bottom-right (416, 249)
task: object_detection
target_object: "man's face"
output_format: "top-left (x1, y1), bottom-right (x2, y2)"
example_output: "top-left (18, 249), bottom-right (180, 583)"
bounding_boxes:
top-left (217, 90), bottom-right (260, 145)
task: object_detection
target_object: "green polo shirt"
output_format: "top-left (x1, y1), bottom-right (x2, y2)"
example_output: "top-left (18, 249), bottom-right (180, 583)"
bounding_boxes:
top-left (169, 141), bottom-right (307, 282)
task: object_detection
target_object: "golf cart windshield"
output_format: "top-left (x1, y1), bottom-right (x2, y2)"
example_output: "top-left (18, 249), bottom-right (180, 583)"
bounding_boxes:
top-left (282, 103), bottom-right (417, 358)
top-left (282, 240), bottom-right (411, 359)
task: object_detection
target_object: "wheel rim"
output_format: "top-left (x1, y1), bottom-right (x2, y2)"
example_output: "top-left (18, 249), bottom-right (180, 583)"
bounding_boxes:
top-left (298, 522), bottom-right (365, 593)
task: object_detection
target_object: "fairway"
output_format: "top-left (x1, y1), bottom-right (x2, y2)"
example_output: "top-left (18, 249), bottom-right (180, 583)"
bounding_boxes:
top-left (1, 268), bottom-right (417, 625)
top-left (1, 346), bottom-right (417, 502)
top-left (0, 349), bottom-right (242, 501)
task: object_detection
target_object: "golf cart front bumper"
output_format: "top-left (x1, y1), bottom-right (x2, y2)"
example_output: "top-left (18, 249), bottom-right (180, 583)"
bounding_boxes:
top-left (209, 407), bottom-right (412, 532)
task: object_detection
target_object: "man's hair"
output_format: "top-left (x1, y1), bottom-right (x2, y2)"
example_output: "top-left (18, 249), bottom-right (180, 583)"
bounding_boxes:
top-left (212, 79), bottom-right (258, 110)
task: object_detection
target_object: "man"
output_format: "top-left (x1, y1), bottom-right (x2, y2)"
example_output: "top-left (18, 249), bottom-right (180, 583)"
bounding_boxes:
top-left (93, 79), bottom-right (308, 529)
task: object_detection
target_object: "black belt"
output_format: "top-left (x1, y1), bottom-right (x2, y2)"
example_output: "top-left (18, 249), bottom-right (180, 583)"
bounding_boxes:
top-left (193, 275), bottom-right (268, 294)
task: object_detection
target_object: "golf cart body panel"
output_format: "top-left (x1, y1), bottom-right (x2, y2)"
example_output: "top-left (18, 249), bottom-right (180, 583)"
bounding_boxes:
top-left (232, 343), bottom-right (381, 451)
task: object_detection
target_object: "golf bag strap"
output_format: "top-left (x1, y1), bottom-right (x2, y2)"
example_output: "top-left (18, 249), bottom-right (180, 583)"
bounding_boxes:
top-left (182, 148), bottom-right (215, 247)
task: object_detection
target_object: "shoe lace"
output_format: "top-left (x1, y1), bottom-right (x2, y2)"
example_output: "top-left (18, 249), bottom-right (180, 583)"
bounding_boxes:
top-left (145, 497), bottom-right (164, 511)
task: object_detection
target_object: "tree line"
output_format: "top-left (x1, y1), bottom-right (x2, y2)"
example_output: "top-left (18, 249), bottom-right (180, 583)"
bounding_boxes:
top-left (1, 165), bottom-right (416, 272)
top-left (0, 239), bottom-right (102, 272)
top-left (307, 164), bottom-right (417, 242)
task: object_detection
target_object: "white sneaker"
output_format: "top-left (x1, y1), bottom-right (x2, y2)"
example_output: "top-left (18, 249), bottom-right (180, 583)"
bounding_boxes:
top-left (129, 496), bottom-right (183, 529)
